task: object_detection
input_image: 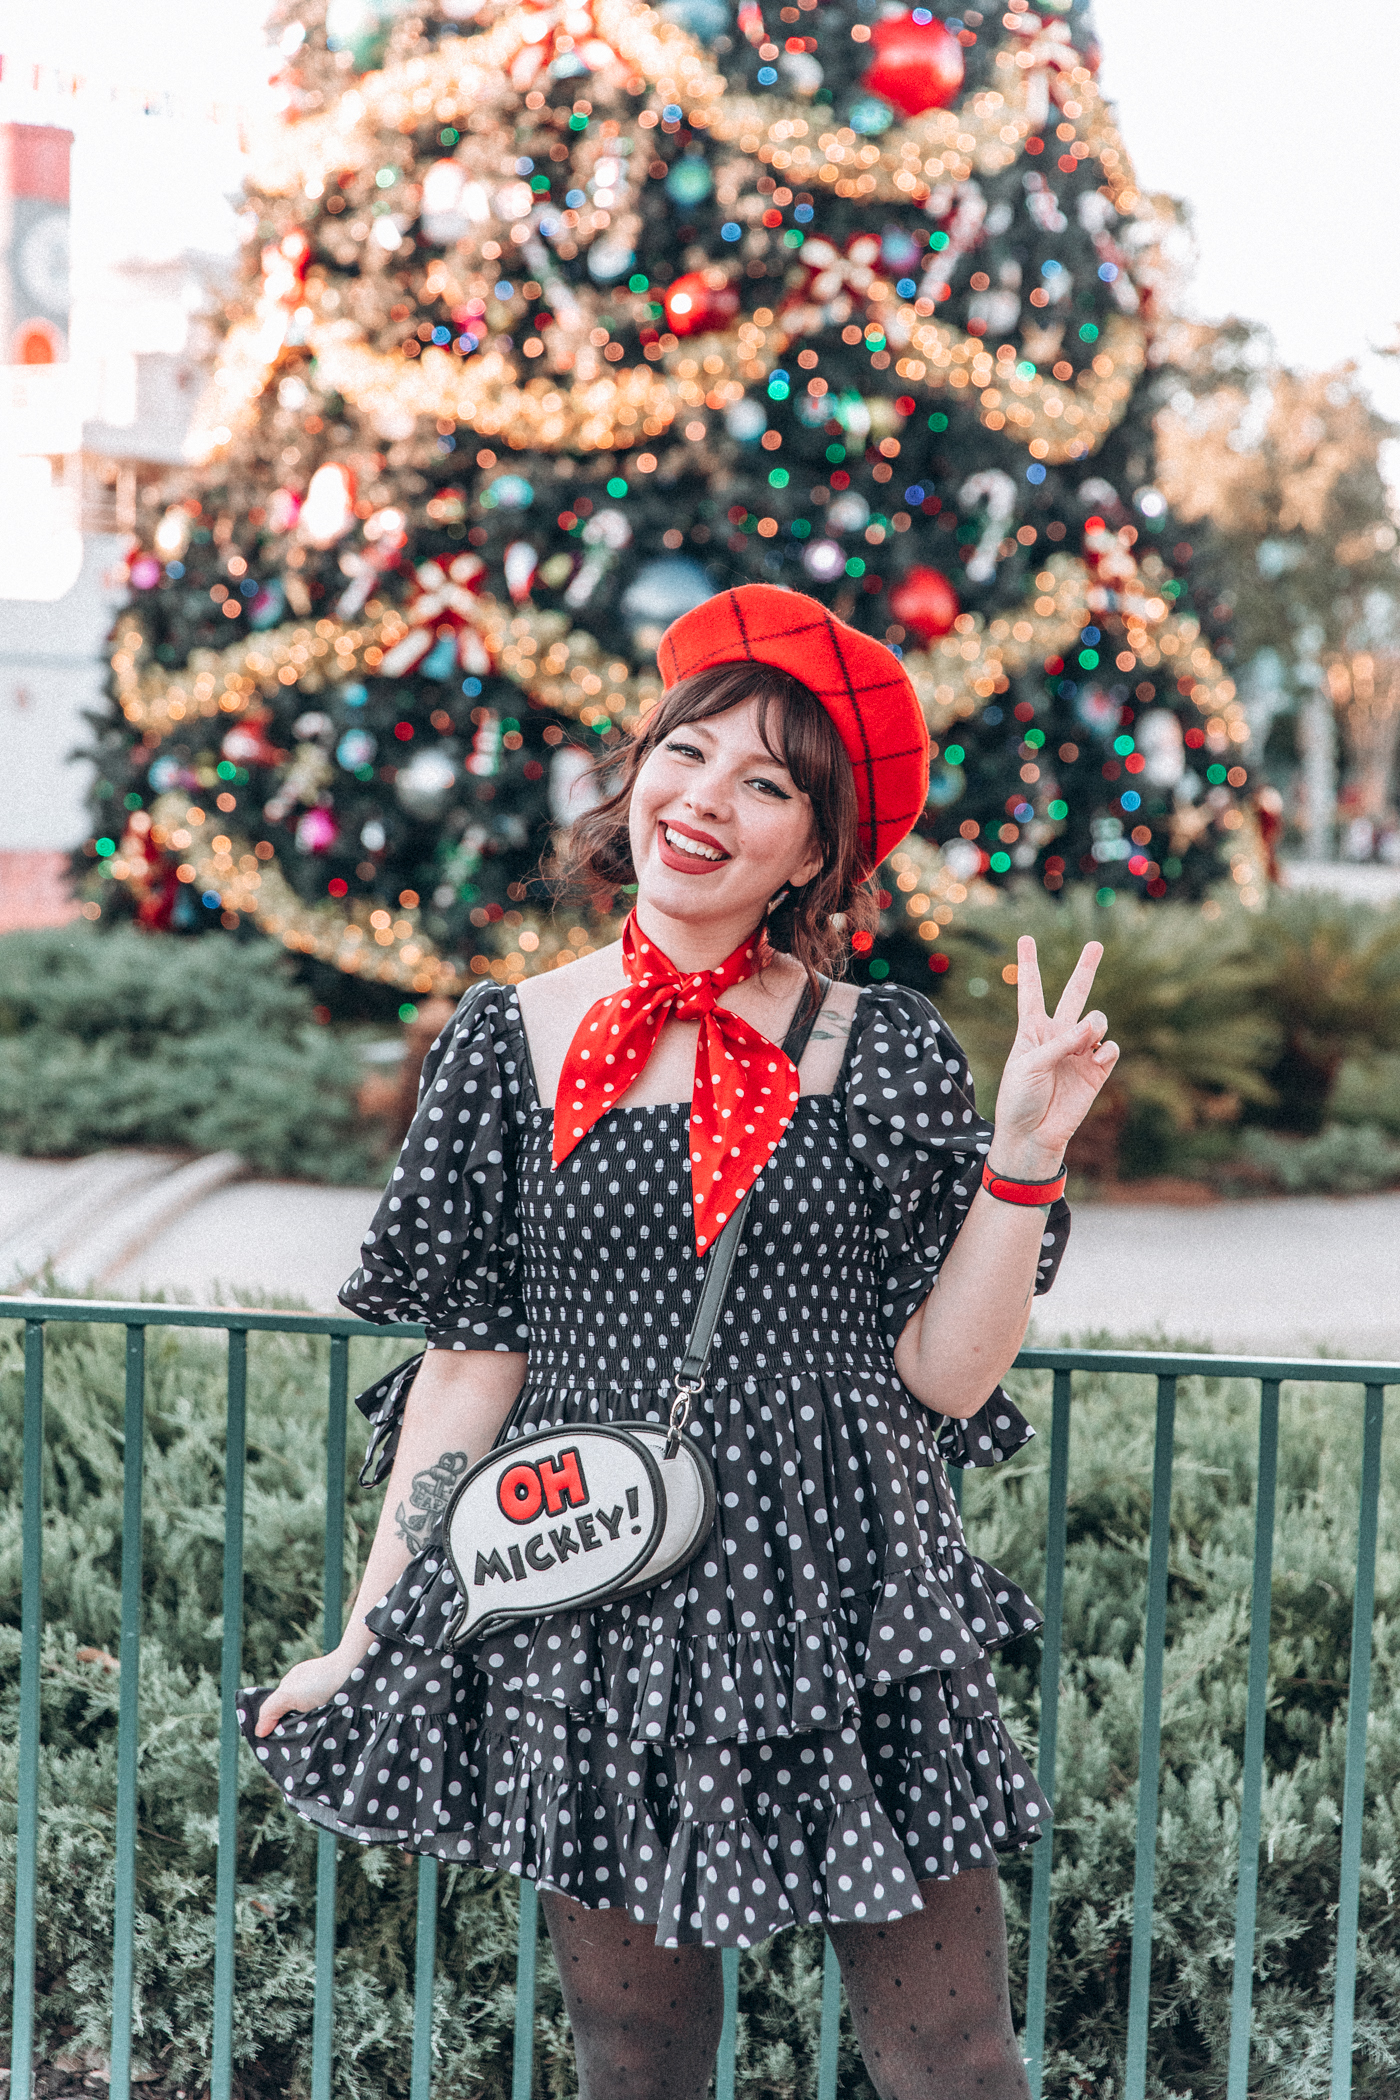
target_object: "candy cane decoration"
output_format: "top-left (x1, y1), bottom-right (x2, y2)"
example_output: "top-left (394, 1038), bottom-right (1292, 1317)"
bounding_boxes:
top-left (960, 470), bottom-right (1018, 584)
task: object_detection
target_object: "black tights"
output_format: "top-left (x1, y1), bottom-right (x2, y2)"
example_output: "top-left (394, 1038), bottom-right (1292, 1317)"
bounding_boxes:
top-left (540, 1870), bottom-right (1030, 2100)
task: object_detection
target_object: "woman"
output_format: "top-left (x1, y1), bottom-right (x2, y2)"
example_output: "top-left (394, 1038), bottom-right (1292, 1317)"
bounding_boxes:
top-left (242, 586), bottom-right (1117, 2100)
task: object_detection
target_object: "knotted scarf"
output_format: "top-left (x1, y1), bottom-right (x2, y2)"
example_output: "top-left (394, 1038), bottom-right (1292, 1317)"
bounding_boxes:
top-left (552, 914), bottom-right (802, 1254)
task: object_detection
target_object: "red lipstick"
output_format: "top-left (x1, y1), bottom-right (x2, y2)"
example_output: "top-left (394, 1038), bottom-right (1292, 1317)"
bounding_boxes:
top-left (655, 818), bottom-right (731, 873)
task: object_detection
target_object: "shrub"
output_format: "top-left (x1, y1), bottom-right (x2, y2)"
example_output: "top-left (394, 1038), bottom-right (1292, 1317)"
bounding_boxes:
top-left (1331, 1055), bottom-right (1400, 1138)
top-left (1247, 894), bottom-right (1400, 1135)
top-left (1239, 1124), bottom-right (1400, 1195)
top-left (0, 927), bottom-right (379, 1183)
top-left (2, 1312), bottom-right (1398, 2096)
top-left (922, 894), bottom-right (1278, 1178)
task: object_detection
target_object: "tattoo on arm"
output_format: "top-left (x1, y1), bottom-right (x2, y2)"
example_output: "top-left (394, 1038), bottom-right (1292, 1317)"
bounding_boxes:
top-left (393, 1449), bottom-right (470, 1551)
top-left (810, 1010), bottom-right (855, 1042)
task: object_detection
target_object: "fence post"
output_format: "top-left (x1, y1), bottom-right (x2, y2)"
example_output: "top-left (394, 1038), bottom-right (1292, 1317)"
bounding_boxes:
top-left (210, 1329), bottom-right (248, 2100)
top-left (512, 1879), bottom-right (539, 2100)
top-left (311, 1334), bottom-right (349, 2100)
top-left (410, 1855), bottom-right (439, 2100)
top-left (1226, 1378), bottom-right (1280, 2100)
top-left (1124, 1374), bottom-right (1176, 2100)
top-left (817, 1935), bottom-right (843, 2100)
top-left (1024, 1367), bottom-right (1072, 2097)
top-left (1329, 1384), bottom-right (1386, 2100)
top-left (110, 1326), bottom-right (148, 2100)
top-left (9, 1321), bottom-right (46, 2100)
top-left (715, 1946), bottom-right (740, 2100)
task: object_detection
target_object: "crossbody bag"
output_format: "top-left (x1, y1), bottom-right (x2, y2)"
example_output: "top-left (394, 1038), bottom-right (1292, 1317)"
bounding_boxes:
top-left (440, 977), bottom-right (830, 1645)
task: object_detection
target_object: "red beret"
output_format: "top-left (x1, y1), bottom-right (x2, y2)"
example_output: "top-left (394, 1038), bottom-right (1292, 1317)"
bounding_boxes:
top-left (657, 584), bottom-right (930, 874)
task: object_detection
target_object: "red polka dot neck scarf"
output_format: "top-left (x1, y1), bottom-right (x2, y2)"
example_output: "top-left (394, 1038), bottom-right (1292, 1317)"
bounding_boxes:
top-left (552, 912), bottom-right (802, 1255)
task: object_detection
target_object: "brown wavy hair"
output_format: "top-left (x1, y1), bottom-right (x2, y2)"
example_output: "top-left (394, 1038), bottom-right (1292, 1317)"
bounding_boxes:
top-left (550, 663), bottom-right (877, 982)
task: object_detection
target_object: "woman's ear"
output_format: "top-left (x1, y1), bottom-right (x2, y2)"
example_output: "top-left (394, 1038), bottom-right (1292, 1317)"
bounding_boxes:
top-left (787, 835), bottom-right (823, 891)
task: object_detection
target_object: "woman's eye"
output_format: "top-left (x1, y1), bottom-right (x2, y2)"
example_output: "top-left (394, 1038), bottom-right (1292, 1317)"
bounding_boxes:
top-left (665, 740), bottom-right (703, 760)
top-left (749, 776), bottom-right (790, 799)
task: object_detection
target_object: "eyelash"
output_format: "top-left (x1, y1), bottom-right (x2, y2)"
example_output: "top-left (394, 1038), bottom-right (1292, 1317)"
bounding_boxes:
top-left (664, 742), bottom-right (790, 798)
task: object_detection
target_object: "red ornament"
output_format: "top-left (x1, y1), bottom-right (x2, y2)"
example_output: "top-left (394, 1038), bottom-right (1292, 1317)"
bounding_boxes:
top-left (221, 717), bottom-right (285, 768)
top-left (661, 270), bottom-right (740, 338)
top-left (861, 12), bottom-right (964, 117)
top-left (889, 566), bottom-right (960, 644)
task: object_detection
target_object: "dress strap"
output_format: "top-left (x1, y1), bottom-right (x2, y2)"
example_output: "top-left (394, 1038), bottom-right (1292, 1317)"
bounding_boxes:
top-left (780, 973), bottom-right (832, 1068)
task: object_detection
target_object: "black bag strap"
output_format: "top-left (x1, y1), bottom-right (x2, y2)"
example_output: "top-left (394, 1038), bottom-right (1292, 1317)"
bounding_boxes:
top-left (666, 975), bottom-right (831, 1448)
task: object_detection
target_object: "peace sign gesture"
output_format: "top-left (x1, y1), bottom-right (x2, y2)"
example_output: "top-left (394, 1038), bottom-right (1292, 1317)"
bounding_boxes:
top-left (989, 936), bottom-right (1119, 1179)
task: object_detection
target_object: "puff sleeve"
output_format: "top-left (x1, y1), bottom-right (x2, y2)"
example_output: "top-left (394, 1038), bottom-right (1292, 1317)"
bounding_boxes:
top-left (844, 982), bottom-right (1071, 1467)
top-left (338, 984), bottom-right (531, 1353)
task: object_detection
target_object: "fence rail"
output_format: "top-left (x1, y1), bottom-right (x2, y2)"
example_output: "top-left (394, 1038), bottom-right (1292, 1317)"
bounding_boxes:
top-left (4, 1297), bottom-right (1396, 2100)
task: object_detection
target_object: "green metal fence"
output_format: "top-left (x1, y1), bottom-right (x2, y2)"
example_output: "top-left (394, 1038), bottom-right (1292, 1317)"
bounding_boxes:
top-left (3, 1296), bottom-right (1395, 2100)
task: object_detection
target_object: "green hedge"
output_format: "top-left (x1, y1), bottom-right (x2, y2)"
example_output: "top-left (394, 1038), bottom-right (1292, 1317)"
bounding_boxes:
top-left (2, 1313), bottom-right (1396, 2097)
top-left (0, 928), bottom-right (379, 1183)
top-left (917, 890), bottom-right (1400, 1182)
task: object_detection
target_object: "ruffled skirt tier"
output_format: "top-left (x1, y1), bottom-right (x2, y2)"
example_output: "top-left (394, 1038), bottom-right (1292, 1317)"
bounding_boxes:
top-left (240, 1366), bottom-right (1050, 1947)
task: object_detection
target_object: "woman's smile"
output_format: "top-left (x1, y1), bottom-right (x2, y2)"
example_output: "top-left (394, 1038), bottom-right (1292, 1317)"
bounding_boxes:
top-left (655, 818), bottom-right (732, 871)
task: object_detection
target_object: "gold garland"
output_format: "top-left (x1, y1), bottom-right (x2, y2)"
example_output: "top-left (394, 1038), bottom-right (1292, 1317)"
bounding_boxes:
top-left (111, 538), bottom-right (1249, 751)
top-left (254, 0), bottom-right (725, 197)
top-left (116, 530), bottom-right (1256, 976)
top-left (141, 792), bottom-right (622, 994)
top-left (108, 595), bottom-right (663, 740)
top-left (890, 310), bottom-right (1143, 465)
top-left (885, 831), bottom-right (990, 923)
top-left (704, 44), bottom-right (1137, 216)
top-left (255, 8), bottom-right (1138, 221)
top-left (195, 8), bottom-right (1145, 468)
top-left (109, 612), bottom-right (403, 733)
top-left (307, 288), bottom-right (1142, 466)
top-left (311, 327), bottom-right (691, 452)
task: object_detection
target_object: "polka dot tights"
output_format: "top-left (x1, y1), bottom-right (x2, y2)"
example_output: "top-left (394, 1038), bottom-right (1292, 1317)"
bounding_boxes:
top-left (541, 1870), bottom-right (1029, 2100)
top-left (541, 1895), bottom-right (724, 2100)
top-left (829, 1870), bottom-right (1030, 2100)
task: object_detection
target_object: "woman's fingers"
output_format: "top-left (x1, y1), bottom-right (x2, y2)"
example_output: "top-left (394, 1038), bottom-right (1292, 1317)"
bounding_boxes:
top-left (1023, 1012), bottom-right (1112, 1076)
top-left (1050, 941), bottom-right (1104, 1029)
top-left (254, 1690), bottom-right (290, 1738)
top-left (1015, 934), bottom-right (1046, 1025)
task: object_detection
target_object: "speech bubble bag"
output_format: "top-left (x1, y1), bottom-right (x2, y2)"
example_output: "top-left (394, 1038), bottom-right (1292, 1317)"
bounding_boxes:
top-left (443, 1422), bottom-right (716, 1643)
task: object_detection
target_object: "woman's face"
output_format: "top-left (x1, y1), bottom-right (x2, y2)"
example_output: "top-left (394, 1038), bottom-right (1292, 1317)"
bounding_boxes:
top-left (627, 697), bottom-right (823, 946)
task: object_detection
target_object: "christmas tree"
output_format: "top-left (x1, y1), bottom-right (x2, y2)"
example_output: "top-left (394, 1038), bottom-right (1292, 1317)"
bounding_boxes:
top-left (84, 0), bottom-right (1263, 1008)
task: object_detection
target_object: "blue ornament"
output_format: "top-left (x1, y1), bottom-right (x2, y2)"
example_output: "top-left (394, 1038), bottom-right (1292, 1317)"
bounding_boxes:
top-left (880, 225), bottom-right (921, 273)
top-left (926, 763), bottom-right (966, 808)
top-left (148, 754), bottom-right (192, 793)
top-left (725, 399), bottom-right (767, 443)
top-left (421, 633), bottom-right (459, 680)
top-left (849, 97), bottom-right (894, 135)
top-left (485, 474), bottom-right (534, 509)
top-left (1076, 684), bottom-right (1120, 737)
top-left (666, 158), bottom-right (713, 207)
top-left (619, 557), bottom-right (713, 634)
top-left (658, 0), bottom-right (729, 38)
top-left (248, 578), bottom-right (286, 630)
top-left (588, 238), bottom-right (634, 281)
top-left (337, 728), bottom-right (377, 770)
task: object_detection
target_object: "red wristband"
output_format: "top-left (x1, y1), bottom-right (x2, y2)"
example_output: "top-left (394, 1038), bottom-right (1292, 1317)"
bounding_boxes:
top-left (981, 1160), bottom-right (1067, 1207)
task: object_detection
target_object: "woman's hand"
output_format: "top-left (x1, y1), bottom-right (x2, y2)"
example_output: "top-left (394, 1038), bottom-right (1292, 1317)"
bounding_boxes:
top-left (989, 936), bottom-right (1119, 1177)
top-left (254, 1644), bottom-right (365, 1738)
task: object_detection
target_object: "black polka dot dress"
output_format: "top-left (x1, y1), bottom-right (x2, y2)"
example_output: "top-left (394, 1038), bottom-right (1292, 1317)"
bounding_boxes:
top-left (240, 980), bottom-right (1070, 1948)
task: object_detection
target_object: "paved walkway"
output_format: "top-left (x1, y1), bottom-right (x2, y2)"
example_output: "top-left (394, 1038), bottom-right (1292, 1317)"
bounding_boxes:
top-left (2, 1153), bottom-right (1397, 1361)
